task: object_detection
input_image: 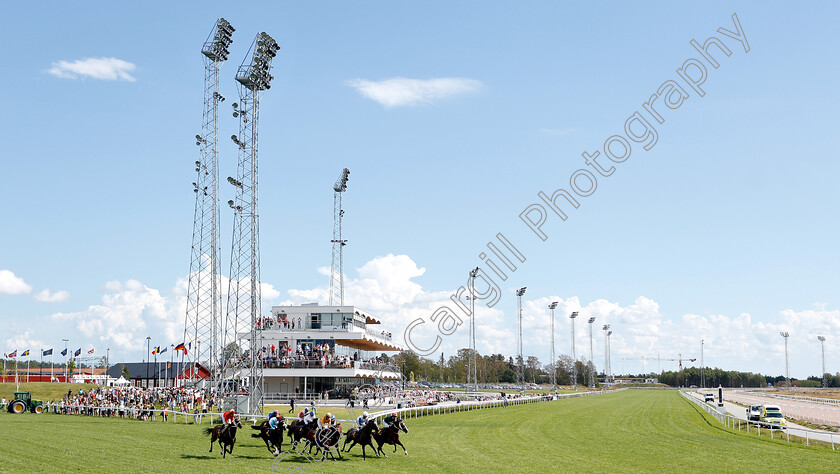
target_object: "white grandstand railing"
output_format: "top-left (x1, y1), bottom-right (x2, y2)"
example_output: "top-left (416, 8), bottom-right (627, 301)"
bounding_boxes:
top-left (680, 390), bottom-right (837, 450)
top-left (366, 389), bottom-right (624, 425)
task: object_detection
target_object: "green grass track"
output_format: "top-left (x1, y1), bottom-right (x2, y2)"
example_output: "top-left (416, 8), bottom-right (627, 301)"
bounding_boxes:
top-left (0, 390), bottom-right (835, 472)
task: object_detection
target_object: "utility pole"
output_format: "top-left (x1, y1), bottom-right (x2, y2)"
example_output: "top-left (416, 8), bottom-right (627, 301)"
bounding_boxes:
top-left (700, 339), bottom-right (705, 389)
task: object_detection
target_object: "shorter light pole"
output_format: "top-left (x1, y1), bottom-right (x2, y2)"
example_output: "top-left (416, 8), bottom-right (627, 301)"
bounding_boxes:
top-left (818, 336), bottom-right (827, 388)
top-left (570, 311), bottom-right (578, 390)
top-left (146, 336), bottom-right (152, 388)
top-left (602, 324), bottom-right (611, 385)
top-left (587, 317), bottom-right (596, 388)
top-left (700, 339), bottom-right (705, 389)
top-left (780, 332), bottom-right (790, 388)
top-left (548, 302), bottom-right (558, 391)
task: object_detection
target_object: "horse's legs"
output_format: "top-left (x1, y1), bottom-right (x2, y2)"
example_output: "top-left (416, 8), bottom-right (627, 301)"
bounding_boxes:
top-left (362, 444), bottom-right (366, 460)
top-left (396, 439), bottom-right (408, 455)
top-left (376, 440), bottom-right (389, 458)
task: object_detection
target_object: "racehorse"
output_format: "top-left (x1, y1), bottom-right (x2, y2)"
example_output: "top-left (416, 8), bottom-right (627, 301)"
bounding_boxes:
top-left (304, 423), bottom-right (343, 460)
top-left (251, 418), bottom-right (287, 455)
top-left (342, 419), bottom-right (380, 460)
top-left (288, 419), bottom-right (317, 448)
top-left (373, 418), bottom-right (409, 457)
top-left (205, 416), bottom-right (243, 458)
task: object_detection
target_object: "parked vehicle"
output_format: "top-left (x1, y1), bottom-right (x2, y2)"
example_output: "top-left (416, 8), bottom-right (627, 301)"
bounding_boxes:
top-left (6, 392), bottom-right (44, 414)
top-left (760, 405), bottom-right (786, 428)
top-left (746, 404), bottom-right (762, 421)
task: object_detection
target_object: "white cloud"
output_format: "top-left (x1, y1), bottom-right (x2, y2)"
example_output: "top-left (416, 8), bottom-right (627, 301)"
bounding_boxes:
top-left (0, 270), bottom-right (32, 294)
top-left (347, 77), bottom-right (481, 107)
top-left (4, 330), bottom-right (48, 355)
top-left (48, 57), bottom-right (137, 81)
top-left (33, 289), bottom-right (71, 303)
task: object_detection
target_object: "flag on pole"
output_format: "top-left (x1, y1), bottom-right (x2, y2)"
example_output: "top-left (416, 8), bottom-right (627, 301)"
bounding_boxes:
top-left (160, 346), bottom-right (167, 354)
top-left (152, 346), bottom-right (160, 355)
top-left (174, 342), bottom-right (187, 355)
top-left (43, 349), bottom-right (53, 356)
top-left (74, 348), bottom-right (81, 357)
top-left (8, 350), bottom-right (16, 358)
top-left (21, 350), bottom-right (30, 357)
top-left (61, 348), bottom-right (68, 356)
top-left (87, 348), bottom-right (94, 354)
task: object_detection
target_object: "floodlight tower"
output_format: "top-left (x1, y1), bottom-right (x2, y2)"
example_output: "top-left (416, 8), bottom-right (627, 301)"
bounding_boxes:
top-left (817, 336), bottom-right (826, 388)
top-left (515, 287), bottom-right (527, 389)
top-left (329, 168), bottom-right (350, 306)
top-left (222, 31), bottom-right (280, 414)
top-left (587, 317), bottom-right (596, 388)
top-left (548, 302), bottom-right (558, 391)
top-left (466, 268), bottom-right (480, 393)
top-left (570, 311), bottom-right (578, 389)
top-left (700, 339), bottom-right (705, 389)
top-left (184, 18), bottom-right (234, 388)
top-left (780, 331), bottom-right (790, 389)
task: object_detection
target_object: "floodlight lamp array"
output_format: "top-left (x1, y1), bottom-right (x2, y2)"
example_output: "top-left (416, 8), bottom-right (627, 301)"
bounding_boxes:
top-left (202, 18), bottom-right (235, 61)
top-left (236, 32), bottom-right (280, 91)
top-left (333, 168), bottom-right (350, 192)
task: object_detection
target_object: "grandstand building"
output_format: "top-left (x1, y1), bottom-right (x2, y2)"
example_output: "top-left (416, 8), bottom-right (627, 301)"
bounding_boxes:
top-left (253, 304), bottom-right (404, 396)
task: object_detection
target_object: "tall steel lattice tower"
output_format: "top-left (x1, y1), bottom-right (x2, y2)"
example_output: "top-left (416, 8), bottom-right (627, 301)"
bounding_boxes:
top-left (467, 268), bottom-right (480, 393)
top-left (548, 302), bottom-right (558, 391)
top-left (183, 18), bottom-right (234, 387)
top-left (780, 331), bottom-right (790, 388)
top-left (221, 32), bottom-right (280, 414)
top-left (329, 168), bottom-right (350, 306)
top-left (515, 287), bottom-right (526, 389)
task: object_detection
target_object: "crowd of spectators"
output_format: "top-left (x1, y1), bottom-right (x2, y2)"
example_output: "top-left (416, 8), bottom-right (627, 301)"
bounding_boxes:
top-left (46, 386), bottom-right (218, 421)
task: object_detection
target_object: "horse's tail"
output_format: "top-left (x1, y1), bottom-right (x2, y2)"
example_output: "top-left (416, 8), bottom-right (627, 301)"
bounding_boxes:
top-left (251, 433), bottom-right (262, 438)
top-left (203, 427), bottom-right (214, 436)
top-left (250, 425), bottom-right (263, 431)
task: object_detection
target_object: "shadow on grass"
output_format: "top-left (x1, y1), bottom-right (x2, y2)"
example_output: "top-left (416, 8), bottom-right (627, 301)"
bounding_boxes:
top-left (180, 454), bottom-right (214, 460)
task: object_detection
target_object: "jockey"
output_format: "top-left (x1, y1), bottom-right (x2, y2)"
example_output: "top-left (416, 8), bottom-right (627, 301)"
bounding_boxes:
top-left (357, 411), bottom-right (369, 428)
top-left (298, 407), bottom-right (309, 423)
top-left (267, 409), bottom-right (279, 421)
top-left (222, 409), bottom-right (236, 426)
top-left (382, 412), bottom-right (398, 429)
top-left (303, 407), bottom-right (317, 428)
top-left (318, 412), bottom-right (334, 429)
top-left (268, 414), bottom-right (283, 433)
top-left (221, 409), bottom-right (236, 435)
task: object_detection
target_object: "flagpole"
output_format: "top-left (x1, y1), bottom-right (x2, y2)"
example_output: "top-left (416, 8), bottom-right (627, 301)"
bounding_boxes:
top-left (40, 349), bottom-right (43, 382)
top-left (27, 355), bottom-right (30, 384)
top-left (51, 351), bottom-right (54, 382)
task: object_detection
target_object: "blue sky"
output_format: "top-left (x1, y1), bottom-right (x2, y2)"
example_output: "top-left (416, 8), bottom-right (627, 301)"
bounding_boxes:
top-left (1, 1), bottom-right (839, 379)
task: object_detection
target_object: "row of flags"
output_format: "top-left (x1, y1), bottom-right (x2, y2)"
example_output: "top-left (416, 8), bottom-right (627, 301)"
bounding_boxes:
top-left (4, 342), bottom-right (192, 359)
top-left (4, 348), bottom-right (93, 358)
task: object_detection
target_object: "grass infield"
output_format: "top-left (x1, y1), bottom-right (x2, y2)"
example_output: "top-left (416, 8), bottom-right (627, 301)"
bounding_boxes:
top-left (0, 390), bottom-right (836, 472)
